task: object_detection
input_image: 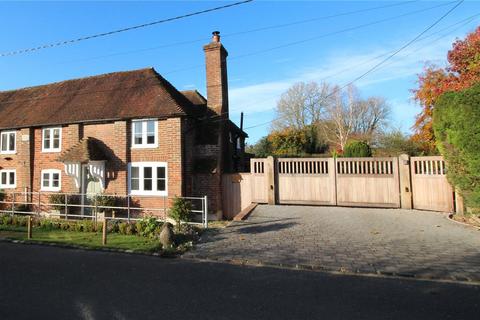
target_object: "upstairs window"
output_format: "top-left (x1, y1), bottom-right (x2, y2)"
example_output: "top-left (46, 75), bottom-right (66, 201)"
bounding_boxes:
top-left (0, 131), bottom-right (16, 154)
top-left (132, 119), bottom-right (158, 148)
top-left (42, 127), bottom-right (62, 152)
top-left (41, 169), bottom-right (61, 191)
top-left (128, 162), bottom-right (167, 196)
top-left (0, 170), bottom-right (16, 189)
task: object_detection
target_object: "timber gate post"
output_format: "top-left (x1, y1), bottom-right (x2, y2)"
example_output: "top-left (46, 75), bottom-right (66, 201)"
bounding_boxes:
top-left (266, 156), bottom-right (277, 205)
top-left (398, 154), bottom-right (413, 209)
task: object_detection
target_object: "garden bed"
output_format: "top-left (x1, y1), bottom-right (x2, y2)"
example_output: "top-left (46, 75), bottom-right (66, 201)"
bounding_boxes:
top-left (451, 214), bottom-right (480, 229)
top-left (0, 214), bottom-right (202, 255)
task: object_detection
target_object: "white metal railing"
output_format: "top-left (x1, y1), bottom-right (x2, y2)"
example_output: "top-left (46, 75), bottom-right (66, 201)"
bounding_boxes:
top-left (0, 191), bottom-right (208, 228)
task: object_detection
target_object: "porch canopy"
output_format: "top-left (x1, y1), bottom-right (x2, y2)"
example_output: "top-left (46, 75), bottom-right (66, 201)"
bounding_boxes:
top-left (57, 137), bottom-right (108, 189)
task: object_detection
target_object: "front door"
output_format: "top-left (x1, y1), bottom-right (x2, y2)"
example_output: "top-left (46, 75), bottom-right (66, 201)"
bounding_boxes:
top-left (81, 165), bottom-right (102, 216)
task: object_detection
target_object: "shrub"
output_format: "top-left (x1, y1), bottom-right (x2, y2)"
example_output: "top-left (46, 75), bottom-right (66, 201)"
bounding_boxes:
top-left (136, 217), bottom-right (160, 238)
top-left (433, 84), bottom-right (480, 208)
top-left (48, 194), bottom-right (80, 211)
top-left (14, 204), bottom-right (31, 213)
top-left (93, 194), bottom-right (118, 213)
top-left (343, 140), bottom-right (372, 157)
top-left (169, 197), bottom-right (192, 228)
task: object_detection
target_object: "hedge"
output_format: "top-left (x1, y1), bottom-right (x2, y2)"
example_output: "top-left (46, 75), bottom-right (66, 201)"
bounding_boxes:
top-left (433, 83), bottom-right (480, 208)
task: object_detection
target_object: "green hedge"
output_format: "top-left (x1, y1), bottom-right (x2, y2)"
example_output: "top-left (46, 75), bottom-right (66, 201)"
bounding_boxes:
top-left (433, 83), bottom-right (480, 208)
top-left (343, 140), bottom-right (372, 157)
top-left (0, 214), bottom-right (164, 237)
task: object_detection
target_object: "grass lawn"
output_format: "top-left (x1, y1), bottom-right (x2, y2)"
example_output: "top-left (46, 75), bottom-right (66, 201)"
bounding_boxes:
top-left (0, 225), bottom-right (161, 252)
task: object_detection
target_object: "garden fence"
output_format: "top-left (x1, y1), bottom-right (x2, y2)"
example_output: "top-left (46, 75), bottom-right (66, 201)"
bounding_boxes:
top-left (0, 191), bottom-right (208, 228)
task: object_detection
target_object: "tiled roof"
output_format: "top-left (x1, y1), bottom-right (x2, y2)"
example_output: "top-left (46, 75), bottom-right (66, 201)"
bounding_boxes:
top-left (0, 68), bottom-right (196, 130)
top-left (57, 137), bottom-right (109, 163)
top-left (181, 90), bottom-right (207, 106)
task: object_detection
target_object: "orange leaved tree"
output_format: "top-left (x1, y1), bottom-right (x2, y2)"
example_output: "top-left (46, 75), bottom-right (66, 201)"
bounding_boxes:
top-left (413, 26), bottom-right (480, 152)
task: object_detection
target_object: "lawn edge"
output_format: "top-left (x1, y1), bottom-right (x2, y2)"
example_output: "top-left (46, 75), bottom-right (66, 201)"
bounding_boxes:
top-left (0, 237), bottom-right (177, 258)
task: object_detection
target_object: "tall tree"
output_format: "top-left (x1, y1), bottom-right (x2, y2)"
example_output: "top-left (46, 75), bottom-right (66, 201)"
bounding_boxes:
top-left (271, 82), bottom-right (391, 152)
top-left (413, 26), bottom-right (480, 152)
top-left (272, 81), bottom-right (333, 130)
top-left (320, 85), bottom-right (390, 150)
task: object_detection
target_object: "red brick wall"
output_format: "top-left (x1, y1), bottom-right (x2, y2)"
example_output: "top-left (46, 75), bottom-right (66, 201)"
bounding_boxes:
top-left (32, 125), bottom-right (80, 194)
top-left (0, 128), bottom-right (31, 193)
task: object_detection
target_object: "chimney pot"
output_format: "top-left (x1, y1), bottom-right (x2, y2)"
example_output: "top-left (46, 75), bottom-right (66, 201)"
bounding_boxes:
top-left (212, 31), bottom-right (221, 43)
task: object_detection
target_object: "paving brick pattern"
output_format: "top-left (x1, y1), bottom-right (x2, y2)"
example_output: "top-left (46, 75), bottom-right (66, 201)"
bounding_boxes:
top-left (185, 205), bottom-right (480, 281)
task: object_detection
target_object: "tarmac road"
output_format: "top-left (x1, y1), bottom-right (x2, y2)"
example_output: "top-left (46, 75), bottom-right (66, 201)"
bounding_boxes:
top-left (0, 242), bottom-right (478, 320)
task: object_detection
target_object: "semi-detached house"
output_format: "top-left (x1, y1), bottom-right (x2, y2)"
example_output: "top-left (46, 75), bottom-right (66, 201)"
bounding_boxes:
top-left (0, 32), bottom-right (247, 219)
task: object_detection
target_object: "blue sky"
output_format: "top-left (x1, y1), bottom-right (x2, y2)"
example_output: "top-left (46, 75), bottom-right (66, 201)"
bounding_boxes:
top-left (0, 1), bottom-right (478, 144)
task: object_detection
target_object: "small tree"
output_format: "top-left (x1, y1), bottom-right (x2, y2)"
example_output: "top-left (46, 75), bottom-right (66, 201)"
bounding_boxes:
top-left (169, 197), bottom-right (192, 229)
top-left (343, 140), bottom-right (372, 157)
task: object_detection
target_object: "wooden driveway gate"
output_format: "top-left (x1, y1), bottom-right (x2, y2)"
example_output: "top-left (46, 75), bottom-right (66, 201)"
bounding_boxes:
top-left (277, 158), bottom-right (335, 205)
top-left (410, 156), bottom-right (454, 212)
top-left (335, 157), bottom-right (400, 208)
top-left (221, 155), bottom-right (461, 218)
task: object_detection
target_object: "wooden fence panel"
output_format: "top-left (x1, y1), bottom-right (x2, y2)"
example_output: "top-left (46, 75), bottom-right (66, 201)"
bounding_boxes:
top-left (277, 158), bottom-right (336, 205)
top-left (222, 173), bottom-right (253, 219)
top-left (250, 158), bottom-right (268, 203)
top-left (410, 156), bottom-right (454, 212)
top-left (336, 157), bottom-right (400, 208)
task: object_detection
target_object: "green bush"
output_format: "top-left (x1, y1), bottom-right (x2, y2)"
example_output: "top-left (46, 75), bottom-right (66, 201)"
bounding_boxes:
top-left (343, 140), bottom-right (372, 157)
top-left (135, 217), bottom-right (160, 238)
top-left (48, 194), bottom-right (80, 211)
top-left (433, 84), bottom-right (480, 208)
top-left (93, 194), bottom-right (118, 213)
top-left (169, 197), bottom-right (192, 228)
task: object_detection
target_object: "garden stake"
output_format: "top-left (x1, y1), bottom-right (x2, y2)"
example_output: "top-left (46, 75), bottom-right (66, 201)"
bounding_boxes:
top-left (27, 216), bottom-right (32, 239)
top-left (102, 219), bottom-right (107, 245)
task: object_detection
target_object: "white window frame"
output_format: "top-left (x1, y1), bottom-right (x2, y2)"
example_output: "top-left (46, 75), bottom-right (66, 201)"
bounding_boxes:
top-left (42, 127), bottom-right (62, 152)
top-left (40, 169), bottom-right (62, 192)
top-left (128, 162), bottom-right (167, 196)
top-left (131, 119), bottom-right (158, 149)
top-left (0, 131), bottom-right (16, 154)
top-left (0, 169), bottom-right (16, 189)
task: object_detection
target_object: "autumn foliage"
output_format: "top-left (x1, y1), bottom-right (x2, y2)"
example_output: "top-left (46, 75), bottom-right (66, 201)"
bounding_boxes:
top-left (413, 26), bottom-right (480, 152)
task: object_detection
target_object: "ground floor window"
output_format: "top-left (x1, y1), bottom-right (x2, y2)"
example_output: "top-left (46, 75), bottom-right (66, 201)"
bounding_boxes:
top-left (128, 162), bottom-right (167, 196)
top-left (41, 169), bottom-right (61, 191)
top-left (0, 170), bottom-right (16, 189)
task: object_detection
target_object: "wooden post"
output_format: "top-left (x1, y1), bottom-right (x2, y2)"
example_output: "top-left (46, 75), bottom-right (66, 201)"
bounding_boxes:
top-left (455, 189), bottom-right (465, 215)
top-left (398, 154), bottom-right (413, 209)
top-left (266, 156), bottom-right (277, 205)
top-left (27, 216), bottom-right (32, 239)
top-left (102, 219), bottom-right (107, 245)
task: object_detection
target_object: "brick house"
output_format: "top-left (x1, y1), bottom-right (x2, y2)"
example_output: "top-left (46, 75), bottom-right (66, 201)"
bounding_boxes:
top-left (0, 31), bottom-right (247, 219)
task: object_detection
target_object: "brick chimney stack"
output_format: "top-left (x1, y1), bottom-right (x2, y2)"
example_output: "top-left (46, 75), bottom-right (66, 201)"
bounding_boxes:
top-left (203, 31), bottom-right (229, 118)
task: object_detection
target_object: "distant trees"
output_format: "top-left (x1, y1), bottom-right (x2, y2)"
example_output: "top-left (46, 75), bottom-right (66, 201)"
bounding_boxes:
top-left (413, 26), bottom-right (480, 153)
top-left (265, 81), bottom-right (390, 155)
top-left (374, 130), bottom-right (424, 156)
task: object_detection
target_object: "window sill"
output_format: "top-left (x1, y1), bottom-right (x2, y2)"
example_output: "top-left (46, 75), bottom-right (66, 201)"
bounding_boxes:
top-left (131, 144), bottom-right (159, 149)
top-left (129, 192), bottom-right (168, 197)
top-left (0, 151), bottom-right (16, 155)
top-left (41, 188), bottom-right (61, 192)
top-left (0, 186), bottom-right (16, 189)
top-left (41, 149), bottom-right (61, 153)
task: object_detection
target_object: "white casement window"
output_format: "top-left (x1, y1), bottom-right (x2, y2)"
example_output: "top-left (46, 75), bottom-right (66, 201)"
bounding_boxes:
top-left (0, 170), bottom-right (16, 189)
top-left (131, 119), bottom-right (158, 148)
top-left (128, 162), bottom-right (167, 196)
top-left (41, 169), bottom-right (61, 191)
top-left (0, 131), bottom-right (16, 154)
top-left (42, 127), bottom-right (62, 152)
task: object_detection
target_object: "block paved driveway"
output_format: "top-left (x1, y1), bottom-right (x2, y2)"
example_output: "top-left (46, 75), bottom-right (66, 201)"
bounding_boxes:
top-left (185, 205), bottom-right (480, 282)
